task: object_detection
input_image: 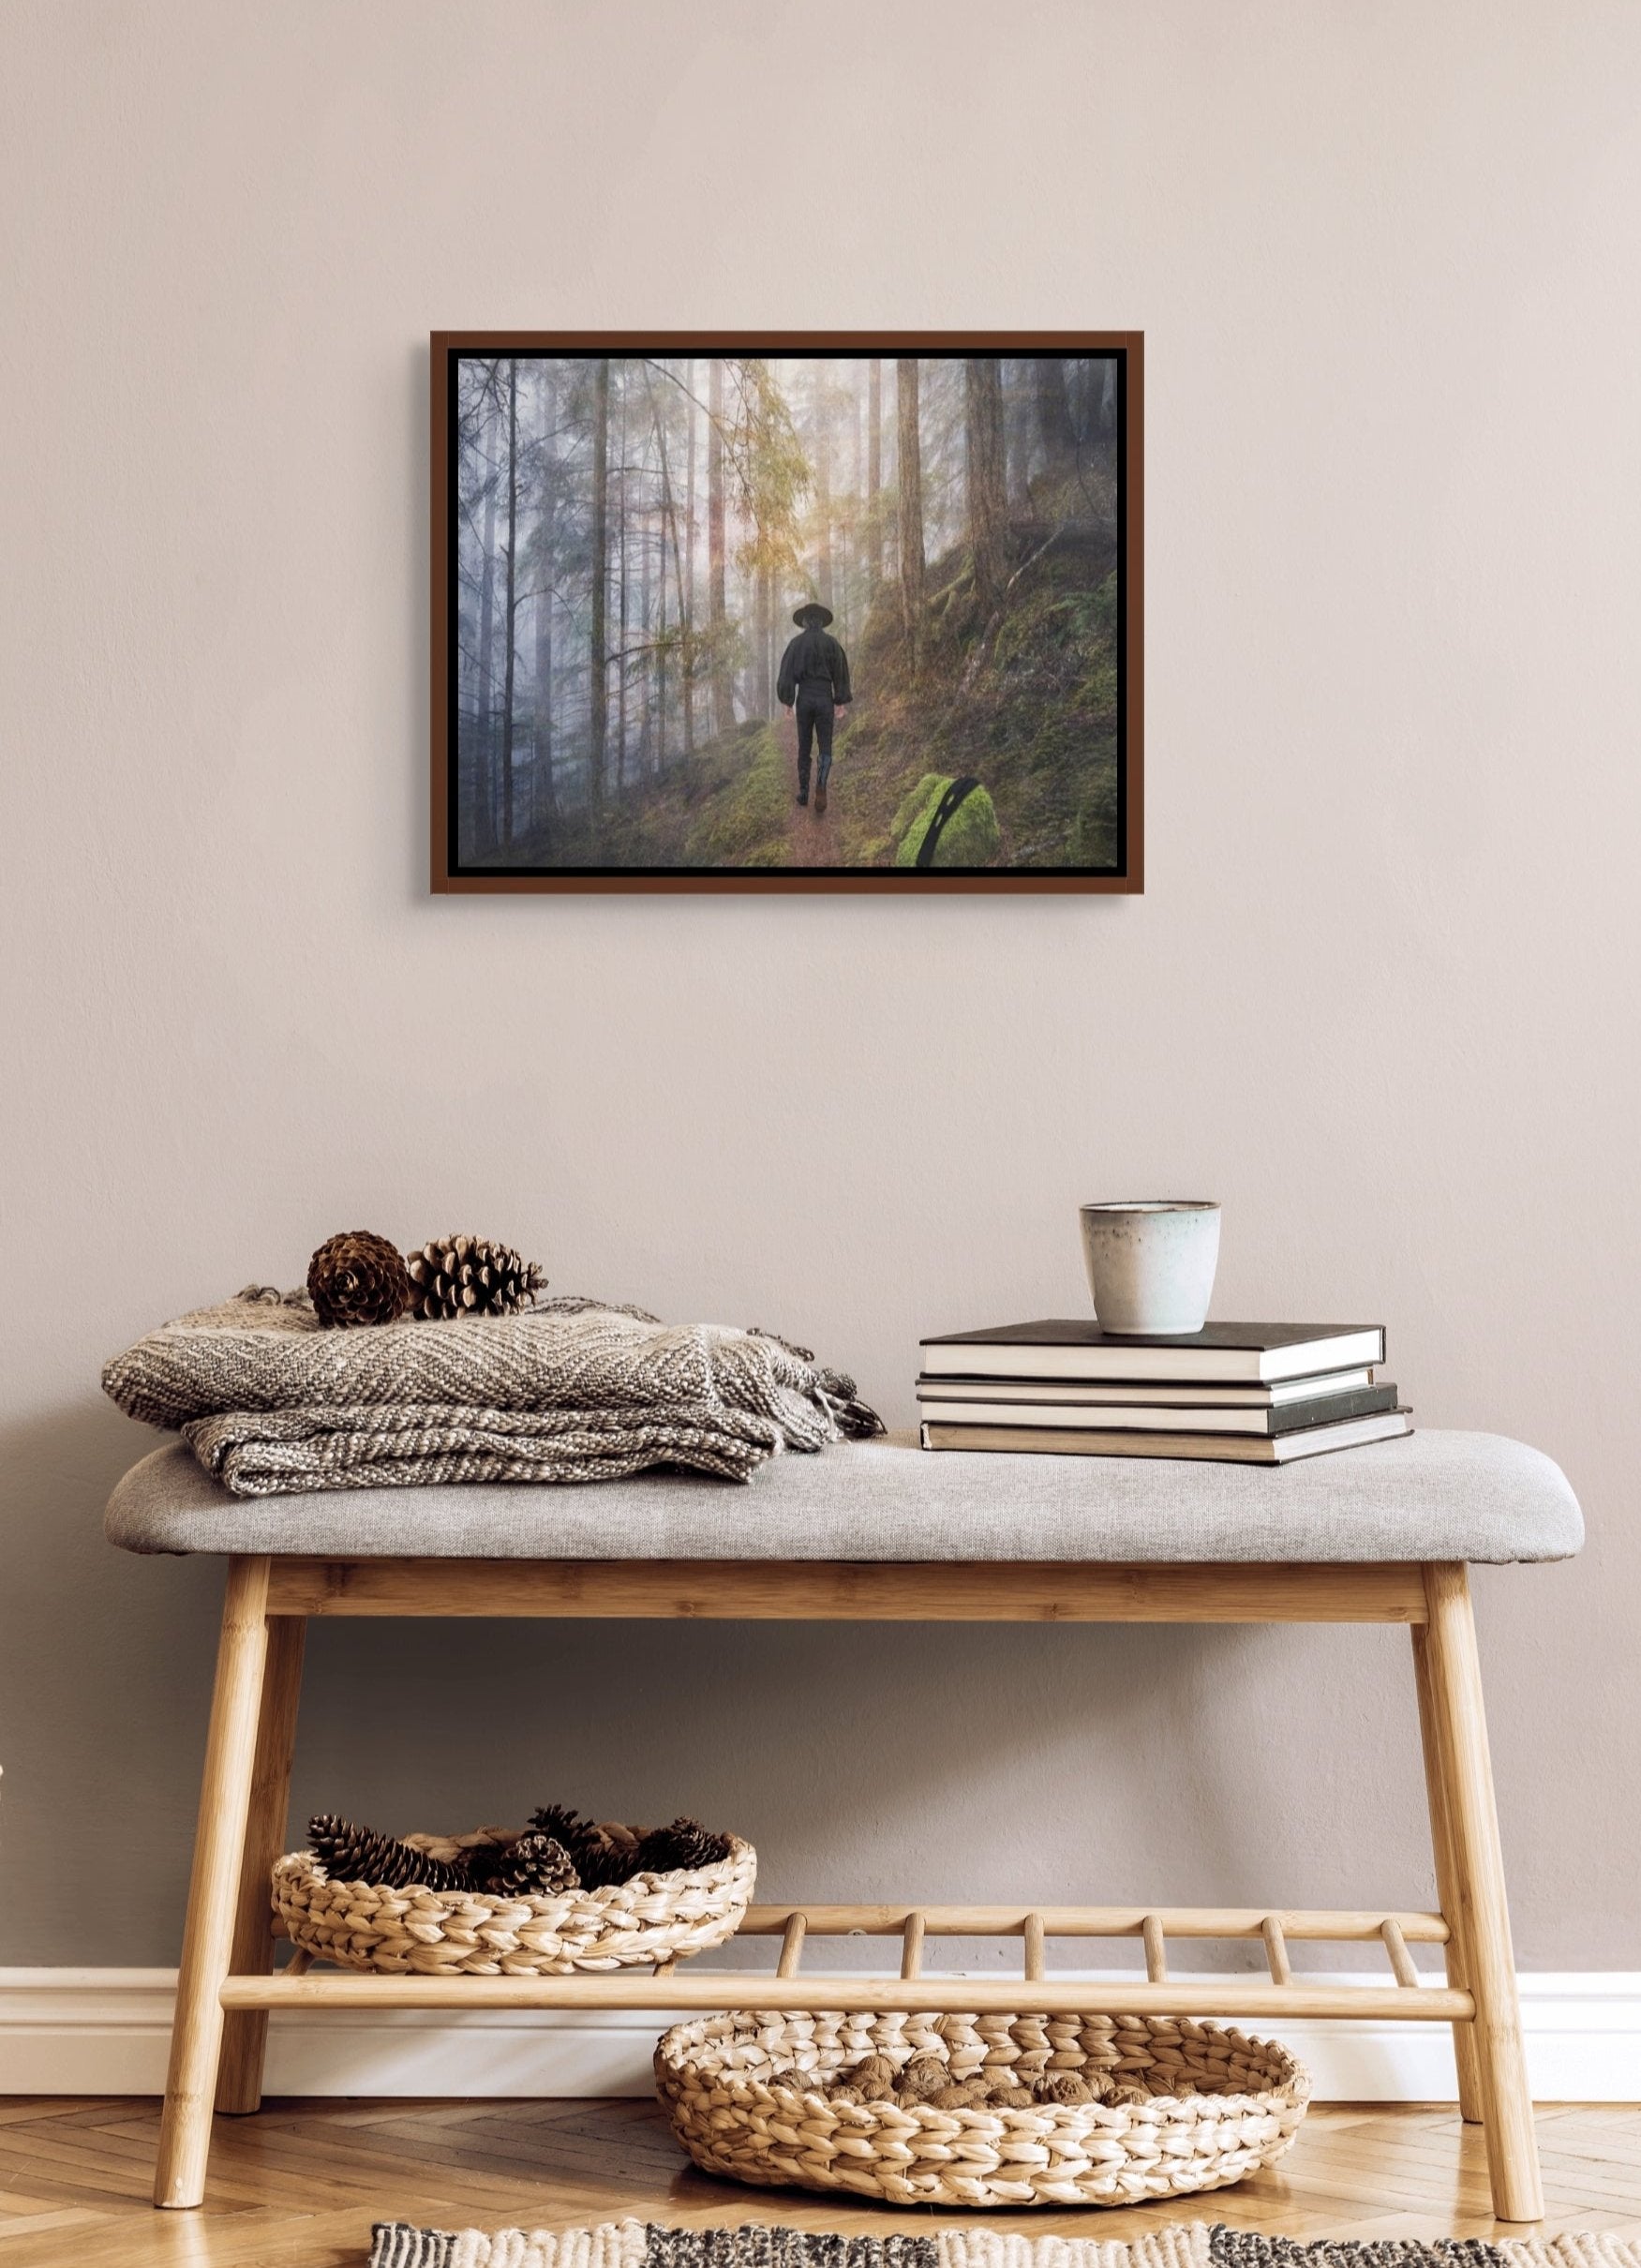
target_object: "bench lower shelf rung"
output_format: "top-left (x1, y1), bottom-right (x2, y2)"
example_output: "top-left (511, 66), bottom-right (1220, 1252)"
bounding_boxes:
top-left (220, 1971), bottom-right (1472, 2020)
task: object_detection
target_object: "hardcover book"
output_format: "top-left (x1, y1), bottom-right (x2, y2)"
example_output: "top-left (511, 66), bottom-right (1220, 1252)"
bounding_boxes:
top-left (919, 1321), bottom-right (1387, 1384)
top-left (919, 1410), bottom-right (1413, 1464)
top-left (913, 1381), bottom-right (1400, 1437)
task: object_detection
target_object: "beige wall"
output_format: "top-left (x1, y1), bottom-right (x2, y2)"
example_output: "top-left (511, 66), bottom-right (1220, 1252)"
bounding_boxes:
top-left (3, 1), bottom-right (1636, 1971)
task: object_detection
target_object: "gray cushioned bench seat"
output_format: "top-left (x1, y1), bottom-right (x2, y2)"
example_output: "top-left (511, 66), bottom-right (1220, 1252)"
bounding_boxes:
top-left (105, 1429), bottom-right (1582, 1564)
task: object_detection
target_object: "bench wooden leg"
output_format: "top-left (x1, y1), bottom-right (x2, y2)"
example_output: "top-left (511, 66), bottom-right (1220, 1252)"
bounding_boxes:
top-left (1411, 1620), bottom-right (1484, 2120)
top-left (1421, 1561), bottom-right (1542, 2221)
top-left (215, 1612), bottom-right (306, 2115)
top-left (154, 1556), bottom-right (273, 2209)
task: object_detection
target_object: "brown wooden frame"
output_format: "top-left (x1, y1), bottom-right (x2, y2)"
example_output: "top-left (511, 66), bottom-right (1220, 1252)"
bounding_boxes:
top-left (152, 1554), bottom-right (1541, 2220)
top-left (429, 333), bottom-right (1144, 894)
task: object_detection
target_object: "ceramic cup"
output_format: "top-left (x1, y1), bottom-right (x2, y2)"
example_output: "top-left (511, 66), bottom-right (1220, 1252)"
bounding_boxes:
top-left (1079, 1201), bottom-right (1222, 1335)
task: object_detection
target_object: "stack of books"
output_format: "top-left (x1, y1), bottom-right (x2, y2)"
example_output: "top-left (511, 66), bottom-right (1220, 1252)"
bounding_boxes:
top-left (917, 1321), bottom-right (1411, 1464)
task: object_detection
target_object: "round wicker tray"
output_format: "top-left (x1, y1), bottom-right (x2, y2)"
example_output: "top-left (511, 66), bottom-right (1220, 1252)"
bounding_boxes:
top-left (272, 1835), bottom-right (756, 1977)
top-left (654, 2009), bottom-right (1310, 2209)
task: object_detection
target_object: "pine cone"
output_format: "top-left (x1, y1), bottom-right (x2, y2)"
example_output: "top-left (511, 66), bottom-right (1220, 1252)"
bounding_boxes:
top-left (574, 1825), bottom-right (642, 1889)
top-left (306, 1813), bottom-right (469, 1892)
top-left (406, 1234), bottom-right (546, 1321)
top-left (526, 1802), bottom-right (588, 1855)
top-left (838, 2054), bottom-right (898, 2104)
top-left (306, 1232), bottom-right (413, 1329)
top-left (984, 2079), bottom-right (1036, 2109)
top-left (896, 2053), bottom-right (950, 2103)
top-left (523, 1804), bottom-right (640, 1889)
top-left (484, 1833), bottom-right (579, 1898)
top-left (438, 1829), bottom-right (526, 1889)
top-left (634, 1816), bottom-right (733, 1875)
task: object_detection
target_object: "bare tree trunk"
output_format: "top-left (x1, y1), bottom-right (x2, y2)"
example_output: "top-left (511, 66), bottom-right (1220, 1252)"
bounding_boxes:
top-left (683, 358), bottom-right (696, 755)
top-left (813, 360), bottom-right (832, 604)
top-left (708, 358), bottom-right (732, 735)
top-left (532, 363), bottom-right (557, 837)
top-left (500, 356), bottom-right (518, 846)
top-left (656, 550), bottom-right (667, 774)
top-left (896, 357), bottom-right (924, 679)
top-left (847, 364), bottom-right (863, 635)
top-left (636, 468), bottom-right (650, 773)
top-left (589, 356), bottom-right (609, 832)
top-left (1003, 358), bottom-right (1029, 509)
top-left (867, 356), bottom-right (882, 589)
top-left (965, 357), bottom-right (1007, 612)
top-left (475, 462), bottom-right (497, 854)
top-left (764, 565), bottom-right (775, 717)
top-left (1095, 355), bottom-right (1116, 444)
top-left (647, 361), bottom-right (687, 773)
top-left (751, 561), bottom-right (769, 719)
top-left (1037, 356), bottom-right (1077, 478)
top-left (616, 373), bottom-right (628, 795)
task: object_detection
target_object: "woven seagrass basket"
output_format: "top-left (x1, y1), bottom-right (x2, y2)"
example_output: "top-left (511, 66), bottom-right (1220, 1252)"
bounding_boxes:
top-left (272, 1835), bottom-right (756, 1977)
top-left (655, 2009), bottom-right (1309, 2209)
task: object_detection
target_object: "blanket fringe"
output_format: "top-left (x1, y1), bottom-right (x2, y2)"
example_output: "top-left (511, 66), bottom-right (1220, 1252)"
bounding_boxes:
top-left (366, 2225), bottom-right (1641, 2268)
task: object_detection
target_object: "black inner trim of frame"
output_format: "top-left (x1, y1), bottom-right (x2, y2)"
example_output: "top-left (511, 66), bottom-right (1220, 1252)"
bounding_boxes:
top-left (443, 346), bottom-right (1129, 881)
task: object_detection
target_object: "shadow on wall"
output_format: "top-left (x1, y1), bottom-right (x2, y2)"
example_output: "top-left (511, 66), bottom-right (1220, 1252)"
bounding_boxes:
top-left (4, 1397), bottom-right (1434, 1972)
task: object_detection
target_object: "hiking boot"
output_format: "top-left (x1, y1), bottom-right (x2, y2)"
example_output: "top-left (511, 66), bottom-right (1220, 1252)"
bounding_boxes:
top-left (815, 783), bottom-right (828, 815)
top-left (795, 791), bottom-right (808, 807)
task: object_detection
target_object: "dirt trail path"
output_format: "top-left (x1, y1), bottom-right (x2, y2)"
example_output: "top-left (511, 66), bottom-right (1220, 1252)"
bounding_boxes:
top-left (778, 708), bottom-right (843, 869)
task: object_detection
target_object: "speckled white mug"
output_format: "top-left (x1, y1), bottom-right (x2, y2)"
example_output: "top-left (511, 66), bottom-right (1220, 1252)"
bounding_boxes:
top-left (1079, 1201), bottom-right (1221, 1335)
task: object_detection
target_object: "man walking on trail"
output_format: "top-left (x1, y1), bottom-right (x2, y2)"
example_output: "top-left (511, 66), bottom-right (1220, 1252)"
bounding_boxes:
top-left (778, 601), bottom-right (851, 815)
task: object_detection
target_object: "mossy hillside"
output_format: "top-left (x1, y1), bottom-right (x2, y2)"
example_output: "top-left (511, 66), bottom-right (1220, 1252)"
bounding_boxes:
top-left (684, 724), bottom-right (789, 863)
top-left (828, 527), bottom-right (1122, 868)
top-left (529, 519), bottom-right (1121, 870)
top-left (587, 720), bottom-right (787, 868)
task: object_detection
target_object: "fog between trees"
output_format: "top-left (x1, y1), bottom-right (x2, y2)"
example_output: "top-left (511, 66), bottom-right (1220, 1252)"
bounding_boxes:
top-left (455, 354), bottom-right (1119, 870)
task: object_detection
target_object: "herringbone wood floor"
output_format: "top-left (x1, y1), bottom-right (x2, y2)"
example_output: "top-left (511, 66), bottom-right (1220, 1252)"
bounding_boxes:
top-left (0, 2100), bottom-right (1636, 2267)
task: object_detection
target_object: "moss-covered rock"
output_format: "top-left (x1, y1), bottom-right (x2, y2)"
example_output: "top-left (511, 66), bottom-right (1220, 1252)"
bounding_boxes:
top-left (892, 773), bottom-right (1003, 869)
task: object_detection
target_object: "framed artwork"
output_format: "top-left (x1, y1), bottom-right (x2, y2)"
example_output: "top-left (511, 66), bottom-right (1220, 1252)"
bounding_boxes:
top-left (430, 333), bottom-right (1142, 893)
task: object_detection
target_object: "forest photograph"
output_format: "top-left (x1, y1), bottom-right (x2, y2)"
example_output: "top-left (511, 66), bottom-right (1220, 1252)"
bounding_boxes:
top-left (434, 338), bottom-right (1139, 888)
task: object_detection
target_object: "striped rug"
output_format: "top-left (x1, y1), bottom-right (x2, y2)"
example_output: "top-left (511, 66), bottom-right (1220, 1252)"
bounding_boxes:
top-left (366, 2221), bottom-right (1641, 2268)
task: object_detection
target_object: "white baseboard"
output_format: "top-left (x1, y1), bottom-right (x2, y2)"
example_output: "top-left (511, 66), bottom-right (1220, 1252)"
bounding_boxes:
top-left (2, 1969), bottom-right (1636, 2101)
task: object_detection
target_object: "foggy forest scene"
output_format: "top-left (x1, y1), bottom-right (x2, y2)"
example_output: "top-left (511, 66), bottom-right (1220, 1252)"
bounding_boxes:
top-left (451, 353), bottom-right (1124, 872)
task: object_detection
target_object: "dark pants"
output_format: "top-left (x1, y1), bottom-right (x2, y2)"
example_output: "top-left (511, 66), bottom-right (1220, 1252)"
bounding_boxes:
top-left (796, 692), bottom-right (835, 791)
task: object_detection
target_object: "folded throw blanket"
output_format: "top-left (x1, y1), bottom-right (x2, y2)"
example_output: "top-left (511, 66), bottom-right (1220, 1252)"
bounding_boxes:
top-left (102, 1291), bottom-right (883, 1494)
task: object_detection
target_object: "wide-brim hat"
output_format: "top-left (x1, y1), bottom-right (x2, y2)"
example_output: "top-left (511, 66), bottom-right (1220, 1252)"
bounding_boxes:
top-left (792, 601), bottom-right (834, 629)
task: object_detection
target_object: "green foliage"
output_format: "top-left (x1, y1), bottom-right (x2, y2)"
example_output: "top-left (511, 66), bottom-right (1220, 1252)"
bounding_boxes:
top-left (1071, 746), bottom-right (1120, 868)
top-left (723, 359), bottom-right (808, 581)
top-left (686, 723), bottom-right (789, 862)
top-left (892, 774), bottom-right (1003, 869)
top-left (805, 524), bottom-right (1123, 870)
top-left (530, 506), bottom-right (1123, 875)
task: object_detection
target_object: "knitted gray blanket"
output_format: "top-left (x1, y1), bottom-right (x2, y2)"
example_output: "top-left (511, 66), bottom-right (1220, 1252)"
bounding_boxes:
top-left (101, 1291), bottom-right (883, 1495)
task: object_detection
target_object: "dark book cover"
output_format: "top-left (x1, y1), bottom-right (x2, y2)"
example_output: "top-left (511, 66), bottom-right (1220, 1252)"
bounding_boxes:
top-left (923, 1320), bottom-right (1380, 1351)
top-left (916, 1382), bottom-right (1402, 1437)
top-left (1243, 1382), bottom-right (1400, 1435)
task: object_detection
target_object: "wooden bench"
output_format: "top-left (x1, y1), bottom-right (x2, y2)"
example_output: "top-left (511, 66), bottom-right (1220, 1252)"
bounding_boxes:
top-left (106, 1427), bottom-right (1584, 2220)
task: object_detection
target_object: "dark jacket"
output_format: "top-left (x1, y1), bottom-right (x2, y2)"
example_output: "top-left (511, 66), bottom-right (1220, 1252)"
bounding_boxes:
top-left (777, 627), bottom-right (852, 707)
